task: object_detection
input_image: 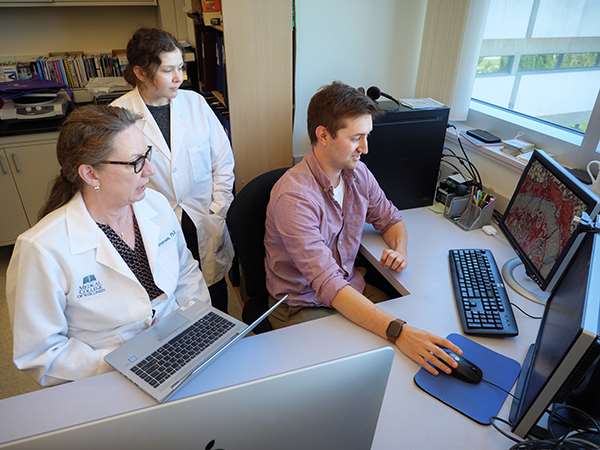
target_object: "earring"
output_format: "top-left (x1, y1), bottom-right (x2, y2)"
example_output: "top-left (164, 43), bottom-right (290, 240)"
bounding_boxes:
top-left (94, 184), bottom-right (100, 192)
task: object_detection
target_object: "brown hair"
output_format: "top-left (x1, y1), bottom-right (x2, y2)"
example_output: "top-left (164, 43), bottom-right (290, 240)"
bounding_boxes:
top-left (123, 28), bottom-right (184, 86)
top-left (39, 105), bottom-right (141, 220)
top-left (307, 81), bottom-right (378, 145)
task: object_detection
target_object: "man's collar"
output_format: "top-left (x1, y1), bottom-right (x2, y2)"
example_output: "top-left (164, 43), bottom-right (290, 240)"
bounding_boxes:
top-left (305, 150), bottom-right (357, 192)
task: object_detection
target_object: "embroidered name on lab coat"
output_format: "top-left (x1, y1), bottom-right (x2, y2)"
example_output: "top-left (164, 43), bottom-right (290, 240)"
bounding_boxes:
top-left (77, 274), bottom-right (106, 299)
top-left (158, 230), bottom-right (177, 246)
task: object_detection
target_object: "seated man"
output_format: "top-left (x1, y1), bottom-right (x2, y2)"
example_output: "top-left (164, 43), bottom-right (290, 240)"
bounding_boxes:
top-left (265, 81), bottom-right (461, 375)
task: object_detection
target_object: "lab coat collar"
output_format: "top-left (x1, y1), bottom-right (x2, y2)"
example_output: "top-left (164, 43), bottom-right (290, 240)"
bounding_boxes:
top-left (65, 191), bottom-right (160, 284)
top-left (128, 87), bottom-right (172, 161)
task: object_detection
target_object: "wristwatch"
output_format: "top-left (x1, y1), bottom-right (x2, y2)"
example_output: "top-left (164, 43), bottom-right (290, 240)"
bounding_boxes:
top-left (386, 319), bottom-right (406, 343)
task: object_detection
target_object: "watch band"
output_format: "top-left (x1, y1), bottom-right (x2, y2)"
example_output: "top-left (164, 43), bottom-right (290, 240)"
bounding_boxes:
top-left (386, 319), bottom-right (406, 343)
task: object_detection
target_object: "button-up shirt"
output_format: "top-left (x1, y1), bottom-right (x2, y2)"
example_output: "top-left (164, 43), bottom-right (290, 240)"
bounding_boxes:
top-left (265, 150), bottom-right (403, 309)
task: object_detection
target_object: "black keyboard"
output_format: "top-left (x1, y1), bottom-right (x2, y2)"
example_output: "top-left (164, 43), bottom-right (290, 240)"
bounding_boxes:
top-left (448, 249), bottom-right (518, 337)
top-left (130, 312), bottom-right (235, 388)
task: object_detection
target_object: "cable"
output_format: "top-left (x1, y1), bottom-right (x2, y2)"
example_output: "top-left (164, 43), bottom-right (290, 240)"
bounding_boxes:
top-left (490, 416), bottom-right (523, 444)
top-left (482, 378), bottom-right (520, 400)
top-left (439, 160), bottom-right (471, 184)
top-left (445, 124), bottom-right (484, 189)
top-left (489, 405), bottom-right (600, 450)
top-left (442, 146), bottom-right (482, 186)
top-left (550, 404), bottom-right (600, 436)
top-left (441, 153), bottom-right (482, 188)
top-left (510, 302), bottom-right (543, 320)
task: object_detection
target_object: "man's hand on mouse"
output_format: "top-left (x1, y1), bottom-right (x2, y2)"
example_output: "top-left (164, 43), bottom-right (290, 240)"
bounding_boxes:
top-left (380, 248), bottom-right (407, 272)
top-left (395, 326), bottom-right (463, 375)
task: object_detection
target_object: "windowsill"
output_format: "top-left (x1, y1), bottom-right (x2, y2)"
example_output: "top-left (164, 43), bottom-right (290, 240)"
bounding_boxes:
top-left (444, 126), bottom-right (526, 174)
top-left (469, 100), bottom-right (584, 147)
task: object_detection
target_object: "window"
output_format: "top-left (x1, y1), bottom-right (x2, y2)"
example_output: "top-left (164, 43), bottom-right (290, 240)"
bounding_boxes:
top-left (471, 0), bottom-right (600, 135)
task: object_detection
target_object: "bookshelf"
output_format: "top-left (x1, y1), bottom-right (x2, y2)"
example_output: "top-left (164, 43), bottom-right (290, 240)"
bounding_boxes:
top-left (189, 0), bottom-right (294, 189)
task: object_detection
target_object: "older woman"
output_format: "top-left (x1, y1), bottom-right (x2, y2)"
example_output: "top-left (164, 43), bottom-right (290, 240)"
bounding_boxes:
top-left (6, 105), bottom-right (210, 386)
top-left (112, 28), bottom-right (235, 314)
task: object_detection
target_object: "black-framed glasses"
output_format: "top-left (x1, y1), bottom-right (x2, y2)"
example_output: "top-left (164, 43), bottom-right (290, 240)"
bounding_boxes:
top-left (99, 146), bottom-right (152, 174)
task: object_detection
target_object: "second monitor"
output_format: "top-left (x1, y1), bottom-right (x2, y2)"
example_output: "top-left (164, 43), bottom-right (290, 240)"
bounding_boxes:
top-left (499, 150), bottom-right (600, 304)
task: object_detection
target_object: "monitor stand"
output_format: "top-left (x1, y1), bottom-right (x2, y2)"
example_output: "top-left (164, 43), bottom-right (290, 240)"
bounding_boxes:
top-left (501, 257), bottom-right (550, 305)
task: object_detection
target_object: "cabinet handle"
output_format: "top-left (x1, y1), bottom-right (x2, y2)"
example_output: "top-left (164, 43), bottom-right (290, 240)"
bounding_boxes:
top-left (0, 157), bottom-right (7, 175)
top-left (10, 153), bottom-right (21, 173)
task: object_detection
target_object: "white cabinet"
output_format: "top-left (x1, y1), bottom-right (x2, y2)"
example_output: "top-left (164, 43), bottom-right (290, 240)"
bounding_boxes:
top-left (0, 133), bottom-right (60, 246)
top-left (0, 152), bottom-right (29, 245)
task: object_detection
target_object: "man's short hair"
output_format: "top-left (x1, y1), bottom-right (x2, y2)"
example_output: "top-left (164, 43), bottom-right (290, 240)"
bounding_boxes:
top-left (307, 81), bottom-right (378, 145)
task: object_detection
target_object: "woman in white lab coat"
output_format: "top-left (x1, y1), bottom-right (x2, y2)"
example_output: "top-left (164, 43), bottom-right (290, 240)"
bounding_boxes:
top-left (6, 105), bottom-right (210, 386)
top-left (112, 28), bottom-right (235, 313)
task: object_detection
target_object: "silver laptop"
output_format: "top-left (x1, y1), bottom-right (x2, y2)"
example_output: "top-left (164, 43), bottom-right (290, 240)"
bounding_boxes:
top-left (2, 347), bottom-right (394, 450)
top-left (105, 295), bottom-right (288, 403)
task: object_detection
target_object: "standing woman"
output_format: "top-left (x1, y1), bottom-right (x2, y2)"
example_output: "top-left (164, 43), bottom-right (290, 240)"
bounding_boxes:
top-left (112, 28), bottom-right (234, 313)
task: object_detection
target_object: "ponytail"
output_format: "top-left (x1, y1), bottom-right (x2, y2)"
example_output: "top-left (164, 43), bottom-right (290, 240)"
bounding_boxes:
top-left (36, 105), bottom-right (141, 222)
top-left (38, 174), bottom-right (78, 221)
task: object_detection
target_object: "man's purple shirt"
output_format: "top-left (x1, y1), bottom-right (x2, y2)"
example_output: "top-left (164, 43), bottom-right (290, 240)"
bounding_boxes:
top-left (264, 150), bottom-right (403, 309)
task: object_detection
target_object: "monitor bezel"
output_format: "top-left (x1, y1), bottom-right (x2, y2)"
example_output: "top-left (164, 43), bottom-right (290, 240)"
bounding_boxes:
top-left (499, 150), bottom-right (600, 291)
top-left (510, 232), bottom-right (600, 437)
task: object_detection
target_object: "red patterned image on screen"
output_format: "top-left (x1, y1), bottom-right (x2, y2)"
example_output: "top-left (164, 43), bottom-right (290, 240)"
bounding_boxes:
top-left (503, 160), bottom-right (587, 279)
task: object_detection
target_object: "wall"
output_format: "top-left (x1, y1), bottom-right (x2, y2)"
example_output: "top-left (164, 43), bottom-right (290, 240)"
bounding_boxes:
top-left (0, 6), bottom-right (160, 56)
top-left (293, 0), bottom-right (427, 157)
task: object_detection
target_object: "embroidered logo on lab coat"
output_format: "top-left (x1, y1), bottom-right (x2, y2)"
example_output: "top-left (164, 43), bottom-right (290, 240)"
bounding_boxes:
top-left (77, 274), bottom-right (106, 299)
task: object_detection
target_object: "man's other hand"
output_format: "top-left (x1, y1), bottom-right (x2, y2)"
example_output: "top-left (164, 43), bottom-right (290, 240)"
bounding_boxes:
top-left (380, 248), bottom-right (407, 272)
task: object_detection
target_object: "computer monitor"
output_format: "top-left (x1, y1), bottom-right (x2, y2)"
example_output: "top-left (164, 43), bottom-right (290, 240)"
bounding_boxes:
top-left (1, 347), bottom-right (393, 450)
top-left (499, 150), bottom-right (600, 304)
top-left (509, 231), bottom-right (600, 438)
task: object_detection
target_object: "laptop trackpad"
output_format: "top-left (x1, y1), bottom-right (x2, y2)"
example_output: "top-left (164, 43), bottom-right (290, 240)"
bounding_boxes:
top-left (150, 313), bottom-right (190, 341)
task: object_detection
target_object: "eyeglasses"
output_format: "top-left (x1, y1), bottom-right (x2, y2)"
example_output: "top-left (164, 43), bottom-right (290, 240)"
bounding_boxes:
top-left (99, 146), bottom-right (152, 174)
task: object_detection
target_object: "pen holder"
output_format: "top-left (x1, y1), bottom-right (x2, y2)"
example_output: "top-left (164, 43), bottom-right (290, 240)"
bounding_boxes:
top-left (455, 200), bottom-right (495, 231)
top-left (444, 195), bottom-right (469, 219)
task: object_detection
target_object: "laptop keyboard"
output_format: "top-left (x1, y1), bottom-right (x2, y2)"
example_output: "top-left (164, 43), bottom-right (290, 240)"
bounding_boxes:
top-left (130, 312), bottom-right (235, 388)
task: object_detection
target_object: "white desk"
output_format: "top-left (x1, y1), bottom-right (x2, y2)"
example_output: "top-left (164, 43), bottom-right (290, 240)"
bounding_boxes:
top-left (0, 207), bottom-right (545, 449)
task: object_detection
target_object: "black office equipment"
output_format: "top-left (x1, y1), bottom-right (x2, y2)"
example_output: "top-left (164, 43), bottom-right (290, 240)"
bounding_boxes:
top-left (509, 232), bottom-right (600, 438)
top-left (443, 349), bottom-right (483, 384)
top-left (465, 129), bottom-right (501, 144)
top-left (361, 102), bottom-right (449, 210)
top-left (448, 249), bottom-right (519, 337)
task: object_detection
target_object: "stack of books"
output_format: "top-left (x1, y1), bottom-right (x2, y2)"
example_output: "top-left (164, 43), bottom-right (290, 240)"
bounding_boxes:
top-left (0, 51), bottom-right (128, 89)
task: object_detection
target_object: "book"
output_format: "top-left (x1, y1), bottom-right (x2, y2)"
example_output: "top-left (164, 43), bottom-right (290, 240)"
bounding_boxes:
top-left (400, 97), bottom-right (446, 109)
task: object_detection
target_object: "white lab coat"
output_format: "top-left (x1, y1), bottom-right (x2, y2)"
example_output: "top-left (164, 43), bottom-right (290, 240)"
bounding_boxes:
top-left (6, 189), bottom-right (210, 386)
top-left (111, 88), bottom-right (235, 286)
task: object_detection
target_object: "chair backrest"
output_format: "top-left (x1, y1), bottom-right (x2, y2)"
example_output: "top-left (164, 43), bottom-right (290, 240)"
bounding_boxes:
top-left (226, 168), bottom-right (288, 328)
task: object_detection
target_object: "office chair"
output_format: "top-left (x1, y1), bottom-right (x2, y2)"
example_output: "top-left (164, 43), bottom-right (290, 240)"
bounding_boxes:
top-left (226, 167), bottom-right (288, 333)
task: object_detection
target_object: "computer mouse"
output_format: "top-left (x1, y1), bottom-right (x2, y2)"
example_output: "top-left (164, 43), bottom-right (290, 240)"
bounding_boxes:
top-left (443, 349), bottom-right (483, 384)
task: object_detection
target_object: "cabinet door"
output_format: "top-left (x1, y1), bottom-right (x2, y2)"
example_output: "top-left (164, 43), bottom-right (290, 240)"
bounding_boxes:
top-left (0, 151), bottom-right (29, 245)
top-left (7, 142), bottom-right (60, 226)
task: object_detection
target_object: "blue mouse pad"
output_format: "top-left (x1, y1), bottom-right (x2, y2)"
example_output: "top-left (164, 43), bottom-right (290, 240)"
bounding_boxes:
top-left (414, 333), bottom-right (521, 425)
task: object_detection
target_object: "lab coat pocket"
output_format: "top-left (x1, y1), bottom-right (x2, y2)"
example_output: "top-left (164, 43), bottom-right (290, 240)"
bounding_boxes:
top-left (189, 144), bottom-right (212, 183)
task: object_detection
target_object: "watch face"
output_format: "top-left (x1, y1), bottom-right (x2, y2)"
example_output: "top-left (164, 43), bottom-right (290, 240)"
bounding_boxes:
top-left (387, 320), bottom-right (402, 339)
